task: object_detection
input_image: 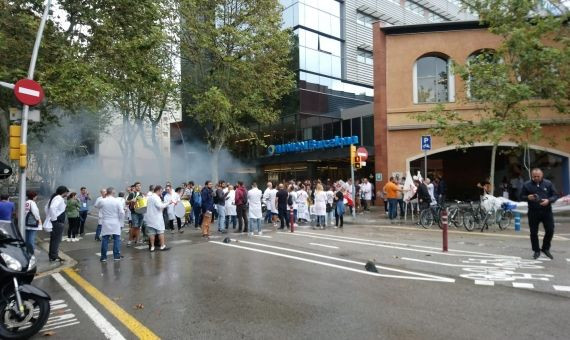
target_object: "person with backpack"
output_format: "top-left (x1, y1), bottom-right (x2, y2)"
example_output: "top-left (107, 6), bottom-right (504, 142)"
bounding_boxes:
top-left (235, 181), bottom-right (248, 233)
top-left (24, 191), bottom-right (42, 253)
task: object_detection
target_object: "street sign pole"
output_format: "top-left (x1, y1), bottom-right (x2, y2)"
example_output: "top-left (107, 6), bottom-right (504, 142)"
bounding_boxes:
top-left (18, 0), bottom-right (51, 237)
top-left (351, 163), bottom-right (355, 218)
top-left (424, 150), bottom-right (427, 180)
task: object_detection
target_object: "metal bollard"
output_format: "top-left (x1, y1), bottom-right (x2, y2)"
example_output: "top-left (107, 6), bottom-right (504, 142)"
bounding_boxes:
top-left (441, 208), bottom-right (448, 252)
top-left (289, 208), bottom-right (295, 232)
top-left (514, 212), bottom-right (521, 232)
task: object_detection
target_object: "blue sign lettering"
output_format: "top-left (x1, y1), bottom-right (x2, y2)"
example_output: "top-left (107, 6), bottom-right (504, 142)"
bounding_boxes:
top-left (421, 135), bottom-right (431, 151)
top-left (268, 136), bottom-right (360, 155)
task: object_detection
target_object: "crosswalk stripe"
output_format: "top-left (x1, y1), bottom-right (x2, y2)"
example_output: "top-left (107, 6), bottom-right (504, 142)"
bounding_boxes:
top-left (474, 280), bottom-right (494, 286)
top-left (553, 285), bottom-right (570, 292)
top-left (512, 282), bottom-right (534, 289)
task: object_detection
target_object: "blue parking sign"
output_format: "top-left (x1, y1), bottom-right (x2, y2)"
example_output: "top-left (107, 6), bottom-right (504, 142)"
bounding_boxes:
top-left (421, 135), bottom-right (431, 150)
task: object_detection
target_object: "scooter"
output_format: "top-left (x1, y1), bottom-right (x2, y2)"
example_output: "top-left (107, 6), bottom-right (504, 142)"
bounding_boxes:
top-left (0, 221), bottom-right (51, 339)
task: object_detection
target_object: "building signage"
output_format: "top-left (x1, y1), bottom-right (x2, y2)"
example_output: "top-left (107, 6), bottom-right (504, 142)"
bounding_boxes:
top-left (268, 136), bottom-right (359, 155)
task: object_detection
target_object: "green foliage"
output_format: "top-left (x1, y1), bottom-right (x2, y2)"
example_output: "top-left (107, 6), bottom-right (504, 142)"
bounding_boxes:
top-left (180, 0), bottom-right (295, 152)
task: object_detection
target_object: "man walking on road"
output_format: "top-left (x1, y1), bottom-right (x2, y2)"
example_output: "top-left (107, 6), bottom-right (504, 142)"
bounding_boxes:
top-left (95, 187), bottom-right (125, 262)
top-left (235, 181), bottom-right (249, 233)
top-left (521, 168), bottom-right (559, 260)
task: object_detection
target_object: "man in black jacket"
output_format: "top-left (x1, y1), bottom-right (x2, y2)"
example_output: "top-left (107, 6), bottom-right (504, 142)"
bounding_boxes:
top-left (521, 168), bottom-right (559, 260)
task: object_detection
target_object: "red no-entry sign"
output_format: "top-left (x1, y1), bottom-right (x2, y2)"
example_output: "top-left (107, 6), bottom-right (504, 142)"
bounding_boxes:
top-left (14, 79), bottom-right (44, 106)
top-left (357, 147), bottom-right (368, 161)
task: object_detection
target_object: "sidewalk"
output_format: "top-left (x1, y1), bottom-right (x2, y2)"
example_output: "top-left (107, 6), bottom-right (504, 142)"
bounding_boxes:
top-left (35, 239), bottom-right (76, 278)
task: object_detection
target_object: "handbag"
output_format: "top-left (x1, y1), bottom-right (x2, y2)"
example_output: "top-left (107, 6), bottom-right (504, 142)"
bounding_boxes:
top-left (25, 211), bottom-right (38, 228)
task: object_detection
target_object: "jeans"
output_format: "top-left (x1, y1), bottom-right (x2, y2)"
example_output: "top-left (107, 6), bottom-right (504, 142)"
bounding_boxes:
top-left (216, 204), bottom-right (226, 231)
top-left (316, 215), bottom-right (325, 226)
top-left (68, 217), bottom-right (80, 238)
top-left (326, 210), bottom-right (334, 225)
top-left (249, 218), bottom-right (261, 233)
top-left (101, 234), bottom-right (121, 261)
top-left (193, 207), bottom-right (202, 227)
top-left (528, 210), bottom-right (555, 252)
top-left (264, 210), bottom-right (272, 223)
top-left (225, 215), bottom-right (237, 229)
top-left (25, 229), bottom-right (37, 253)
top-left (397, 199), bottom-right (405, 217)
top-left (335, 210), bottom-right (344, 227)
top-left (79, 210), bottom-right (88, 234)
top-left (278, 207), bottom-right (288, 229)
top-left (131, 212), bottom-right (144, 228)
top-left (95, 224), bottom-right (102, 240)
top-left (237, 205), bottom-right (248, 232)
top-left (388, 199), bottom-right (398, 220)
top-left (49, 222), bottom-right (64, 260)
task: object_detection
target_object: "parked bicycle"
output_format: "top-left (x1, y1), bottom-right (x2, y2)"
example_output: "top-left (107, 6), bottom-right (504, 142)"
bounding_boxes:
top-left (419, 204), bottom-right (444, 229)
top-left (447, 200), bottom-right (465, 229)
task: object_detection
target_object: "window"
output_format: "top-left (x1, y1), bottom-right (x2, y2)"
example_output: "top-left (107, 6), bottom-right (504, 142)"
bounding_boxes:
top-left (414, 56), bottom-right (454, 103)
top-left (362, 116), bottom-right (374, 146)
top-left (428, 11), bottom-right (446, 23)
top-left (406, 1), bottom-right (425, 16)
top-left (342, 119), bottom-right (351, 137)
top-left (351, 117), bottom-right (361, 142)
top-left (466, 50), bottom-right (501, 100)
top-left (357, 11), bottom-right (376, 28)
top-left (356, 49), bottom-right (373, 65)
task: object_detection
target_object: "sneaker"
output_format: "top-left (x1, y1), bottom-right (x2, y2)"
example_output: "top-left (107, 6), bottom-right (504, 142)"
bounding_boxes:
top-left (150, 246), bottom-right (155, 252)
top-left (294, 223), bottom-right (298, 227)
top-left (127, 241), bottom-right (132, 247)
top-left (259, 231), bottom-right (263, 236)
top-left (73, 238), bottom-right (79, 242)
top-left (248, 232), bottom-right (253, 236)
top-left (170, 230), bottom-right (175, 234)
top-left (114, 256), bottom-right (123, 261)
top-left (100, 258), bottom-right (107, 263)
top-left (320, 226), bottom-right (325, 230)
top-left (179, 229), bottom-right (184, 234)
top-left (160, 245), bottom-right (170, 251)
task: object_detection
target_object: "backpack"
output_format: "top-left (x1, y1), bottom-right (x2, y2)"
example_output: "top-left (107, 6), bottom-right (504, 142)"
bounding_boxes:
top-left (287, 194), bottom-right (293, 207)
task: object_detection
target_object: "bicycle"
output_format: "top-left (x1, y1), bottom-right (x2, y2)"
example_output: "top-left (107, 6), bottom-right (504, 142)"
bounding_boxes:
top-left (462, 200), bottom-right (487, 231)
top-left (419, 204), bottom-right (444, 229)
top-left (496, 202), bottom-right (515, 230)
top-left (447, 200), bottom-right (465, 229)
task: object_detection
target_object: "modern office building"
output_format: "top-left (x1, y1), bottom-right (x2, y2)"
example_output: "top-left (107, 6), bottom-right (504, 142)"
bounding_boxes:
top-left (256, 0), bottom-right (474, 183)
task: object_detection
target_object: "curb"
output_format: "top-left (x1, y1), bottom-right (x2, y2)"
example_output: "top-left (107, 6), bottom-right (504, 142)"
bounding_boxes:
top-left (35, 240), bottom-right (77, 279)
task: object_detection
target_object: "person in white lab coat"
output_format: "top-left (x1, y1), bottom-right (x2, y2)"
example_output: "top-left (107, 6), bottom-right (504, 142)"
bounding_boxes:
top-left (165, 187), bottom-right (182, 233)
top-left (313, 184), bottom-right (327, 229)
top-left (248, 183), bottom-right (263, 236)
top-left (225, 185), bottom-right (237, 230)
top-left (94, 187), bottom-right (125, 262)
top-left (45, 186), bottom-right (69, 262)
top-left (145, 186), bottom-right (174, 252)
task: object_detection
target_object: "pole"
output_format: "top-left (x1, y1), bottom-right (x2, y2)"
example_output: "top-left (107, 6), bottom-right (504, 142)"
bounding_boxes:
top-left (18, 0), bottom-right (52, 237)
top-left (289, 207), bottom-right (294, 232)
top-left (441, 208), bottom-right (448, 252)
top-left (514, 212), bottom-right (521, 232)
top-left (351, 163), bottom-right (355, 218)
top-left (424, 150), bottom-right (427, 179)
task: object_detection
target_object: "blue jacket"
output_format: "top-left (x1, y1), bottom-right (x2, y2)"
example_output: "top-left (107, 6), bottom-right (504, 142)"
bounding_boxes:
top-left (201, 187), bottom-right (214, 212)
top-left (521, 179), bottom-right (558, 212)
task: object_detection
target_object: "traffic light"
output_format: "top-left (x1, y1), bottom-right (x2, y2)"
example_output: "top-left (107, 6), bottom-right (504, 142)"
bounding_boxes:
top-left (355, 156), bottom-right (362, 169)
top-left (350, 145), bottom-right (356, 165)
top-left (9, 125), bottom-right (21, 161)
top-left (9, 125), bottom-right (27, 168)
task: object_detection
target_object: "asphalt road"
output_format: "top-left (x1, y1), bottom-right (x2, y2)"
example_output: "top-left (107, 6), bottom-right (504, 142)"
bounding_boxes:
top-left (29, 216), bottom-right (570, 339)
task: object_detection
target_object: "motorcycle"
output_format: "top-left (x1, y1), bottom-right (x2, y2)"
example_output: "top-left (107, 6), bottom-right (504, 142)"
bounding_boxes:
top-left (0, 221), bottom-right (51, 339)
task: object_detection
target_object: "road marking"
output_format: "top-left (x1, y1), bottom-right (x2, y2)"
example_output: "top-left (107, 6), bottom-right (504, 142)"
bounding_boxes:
top-left (402, 257), bottom-right (544, 270)
top-left (36, 300), bottom-right (79, 333)
top-left (512, 282), bottom-right (534, 289)
top-left (63, 268), bottom-right (159, 339)
top-left (135, 245), bottom-right (148, 250)
top-left (566, 259), bottom-right (569, 262)
top-left (309, 243), bottom-right (339, 249)
top-left (553, 285), bottom-right (570, 292)
top-left (253, 235), bottom-right (272, 238)
top-left (212, 241), bottom-right (454, 283)
top-left (41, 321), bottom-right (81, 332)
top-left (52, 273), bottom-right (126, 340)
top-left (287, 231), bottom-right (516, 258)
top-left (474, 280), bottom-right (494, 286)
top-left (171, 239), bottom-right (192, 244)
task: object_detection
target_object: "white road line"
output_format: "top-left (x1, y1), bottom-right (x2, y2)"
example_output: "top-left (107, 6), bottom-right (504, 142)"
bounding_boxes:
top-left (41, 321), bottom-right (81, 332)
top-left (553, 285), bottom-right (570, 292)
top-left (512, 282), bottom-right (535, 289)
top-left (399, 257), bottom-right (538, 270)
top-left (566, 259), bottom-right (569, 262)
top-left (309, 243), bottom-right (339, 249)
top-left (253, 235), bottom-right (272, 238)
top-left (475, 280), bottom-right (495, 286)
top-left (212, 241), bottom-right (454, 283)
top-left (170, 239), bottom-right (192, 244)
top-left (84, 232), bottom-right (96, 235)
top-left (51, 273), bottom-right (126, 340)
top-left (285, 232), bottom-right (515, 258)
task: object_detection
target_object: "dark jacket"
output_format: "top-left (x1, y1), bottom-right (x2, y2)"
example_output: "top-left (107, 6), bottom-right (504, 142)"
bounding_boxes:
top-left (215, 188), bottom-right (227, 206)
top-left (412, 183), bottom-right (431, 203)
top-left (521, 179), bottom-right (558, 212)
top-left (201, 187), bottom-right (214, 212)
top-left (235, 186), bottom-right (247, 206)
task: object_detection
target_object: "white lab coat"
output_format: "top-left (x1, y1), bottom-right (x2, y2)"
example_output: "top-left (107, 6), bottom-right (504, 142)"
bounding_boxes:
top-left (225, 190), bottom-right (237, 216)
top-left (313, 191), bottom-right (327, 216)
top-left (296, 190), bottom-right (310, 221)
top-left (25, 200), bottom-right (42, 231)
top-left (145, 193), bottom-right (169, 231)
top-left (263, 188), bottom-right (278, 214)
top-left (248, 188), bottom-right (263, 219)
top-left (164, 192), bottom-right (180, 220)
top-left (43, 195), bottom-right (66, 232)
top-left (361, 182), bottom-right (372, 200)
top-left (94, 197), bottom-right (125, 236)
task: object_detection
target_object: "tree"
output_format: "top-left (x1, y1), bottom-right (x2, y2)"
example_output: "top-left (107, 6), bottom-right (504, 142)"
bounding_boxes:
top-left (180, 0), bottom-right (295, 182)
top-left (415, 0), bottom-right (569, 192)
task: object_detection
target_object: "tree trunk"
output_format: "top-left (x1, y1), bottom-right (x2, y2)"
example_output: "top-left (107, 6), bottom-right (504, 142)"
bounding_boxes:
top-left (490, 143), bottom-right (497, 195)
top-left (211, 147), bottom-right (220, 184)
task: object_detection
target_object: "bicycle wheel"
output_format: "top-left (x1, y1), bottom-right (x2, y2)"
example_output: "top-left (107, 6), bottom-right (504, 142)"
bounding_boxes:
top-left (420, 209), bottom-right (434, 229)
top-left (498, 210), bottom-right (514, 230)
top-left (451, 208), bottom-right (464, 228)
top-left (463, 211), bottom-right (475, 231)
